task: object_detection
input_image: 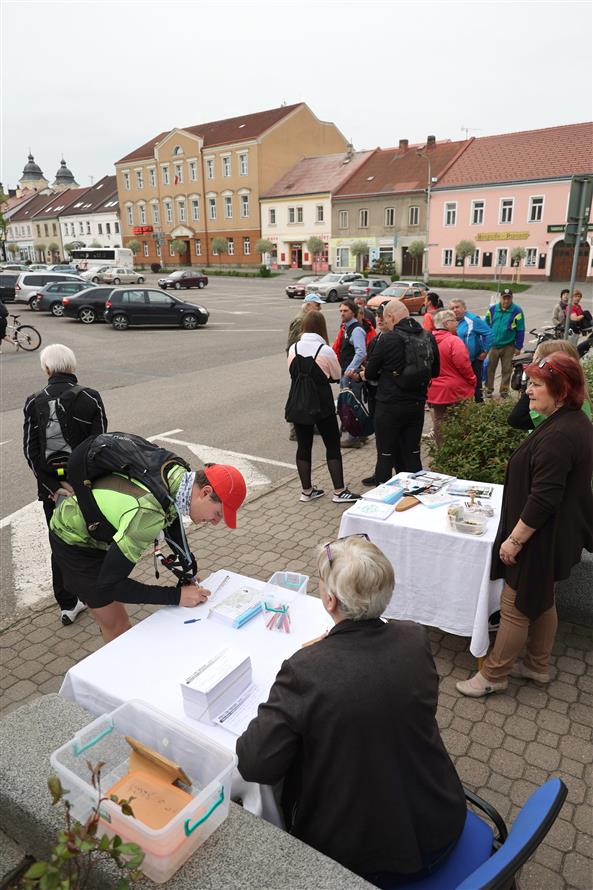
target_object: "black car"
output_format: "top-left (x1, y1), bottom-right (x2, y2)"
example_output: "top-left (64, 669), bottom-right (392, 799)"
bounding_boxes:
top-left (0, 273), bottom-right (18, 303)
top-left (62, 286), bottom-right (115, 324)
top-left (34, 280), bottom-right (98, 315)
top-left (104, 288), bottom-right (209, 330)
top-left (157, 270), bottom-right (208, 290)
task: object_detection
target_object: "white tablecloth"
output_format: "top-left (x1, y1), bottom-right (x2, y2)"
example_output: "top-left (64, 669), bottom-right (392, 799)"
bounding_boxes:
top-left (339, 480), bottom-right (504, 657)
top-left (60, 569), bottom-right (330, 824)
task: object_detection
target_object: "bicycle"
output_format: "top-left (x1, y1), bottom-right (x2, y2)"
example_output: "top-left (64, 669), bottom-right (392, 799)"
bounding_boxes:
top-left (3, 313), bottom-right (42, 351)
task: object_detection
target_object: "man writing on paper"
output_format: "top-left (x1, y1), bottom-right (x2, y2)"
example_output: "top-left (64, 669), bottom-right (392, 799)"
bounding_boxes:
top-left (50, 449), bottom-right (247, 643)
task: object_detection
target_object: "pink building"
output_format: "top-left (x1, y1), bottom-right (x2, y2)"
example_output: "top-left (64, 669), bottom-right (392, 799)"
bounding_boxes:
top-left (427, 123), bottom-right (593, 282)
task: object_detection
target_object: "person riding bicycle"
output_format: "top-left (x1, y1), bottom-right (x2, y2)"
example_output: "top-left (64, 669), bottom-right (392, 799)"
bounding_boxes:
top-left (23, 344), bottom-right (108, 625)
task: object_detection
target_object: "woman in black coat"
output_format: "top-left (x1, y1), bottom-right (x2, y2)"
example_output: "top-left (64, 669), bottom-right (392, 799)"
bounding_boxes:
top-left (458, 352), bottom-right (593, 697)
top-left (237, 536), bottom-right (466, 884)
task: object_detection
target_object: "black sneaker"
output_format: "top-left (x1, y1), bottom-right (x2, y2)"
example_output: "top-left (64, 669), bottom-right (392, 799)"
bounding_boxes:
top-left (332, 489), bottom-right (361, 503)
top-left (362, 476), bottom-right (376, 487)
top-left (300, 488), bottom-right (325, 502)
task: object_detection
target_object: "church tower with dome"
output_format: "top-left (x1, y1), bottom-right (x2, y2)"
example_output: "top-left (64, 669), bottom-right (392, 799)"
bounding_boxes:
top-left (52, 158), bottom-right (79, 189)
top-left (18, 152), bottom-right (49, 191)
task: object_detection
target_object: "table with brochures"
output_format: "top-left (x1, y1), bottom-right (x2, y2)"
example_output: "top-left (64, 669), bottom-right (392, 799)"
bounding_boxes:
top-left (60, 569), bottom-right (330, 825)
top-left (339, 475), bottom-right (505, 657)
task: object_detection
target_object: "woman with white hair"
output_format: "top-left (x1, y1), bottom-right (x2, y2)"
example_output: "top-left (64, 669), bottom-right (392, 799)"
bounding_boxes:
top-left (427, 309), bottom-right (476, 446)
top-left (23, 344), bottom-right (108, 625)
top-left (237, 536), bottom-right (466, 885)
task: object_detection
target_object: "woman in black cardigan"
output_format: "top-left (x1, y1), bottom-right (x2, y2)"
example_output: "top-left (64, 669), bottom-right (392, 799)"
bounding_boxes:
top-left (458, 352), bottom-right (593, 697)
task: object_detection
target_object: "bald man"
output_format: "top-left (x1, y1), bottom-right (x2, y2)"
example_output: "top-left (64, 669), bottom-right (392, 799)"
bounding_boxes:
top-left (364, 300), bottom-right (439, 482)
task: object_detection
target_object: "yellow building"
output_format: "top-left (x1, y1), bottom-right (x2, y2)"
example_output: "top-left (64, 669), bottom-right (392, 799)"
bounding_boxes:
top-left (115, 103), bottom-right (348, 267)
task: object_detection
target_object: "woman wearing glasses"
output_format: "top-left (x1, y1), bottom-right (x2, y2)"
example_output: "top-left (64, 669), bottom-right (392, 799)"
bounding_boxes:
top-left (458, 353), bottom-right (593, 697)
top-left (237, 535), bottom-right (466, 885)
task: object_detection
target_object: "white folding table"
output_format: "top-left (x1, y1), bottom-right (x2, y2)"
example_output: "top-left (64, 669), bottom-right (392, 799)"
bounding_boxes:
top-left (339, 479), bottom-right (504, 657)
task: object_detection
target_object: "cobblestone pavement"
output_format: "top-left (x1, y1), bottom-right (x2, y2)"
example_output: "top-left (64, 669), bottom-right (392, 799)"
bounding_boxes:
top-left (1, 444), bottom-right (591, 890)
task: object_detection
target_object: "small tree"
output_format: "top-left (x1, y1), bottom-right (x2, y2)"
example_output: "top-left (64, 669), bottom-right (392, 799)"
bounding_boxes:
top-left (455, 239), bottom-right (476, 279)
top-left (211, 236), bottom-right (227, 266)
top-left (306, 236), bottom-right (324, 271)
top-left (255, 238), bottom-right (275, 266)
top-left (127, 238), bottom-right (141, 256)
top-left (170, 238), bottom-right (187, 265)
top-left (90, 239), bottom-right (101, 248)
top-left (34, 241), bottom-right (46, 261)
top-left (407, 240), bottom-right (426, 276)
top-left (47, 241), bottom-right (60, 260)
top-left (7, 242), bottom-right (19, 258)
top-left (511, 247), bottom-right (527, 283)
top-left (63, 242), bottom-right (77, 255)
top-left (350, 240), bottom-right (369, 272)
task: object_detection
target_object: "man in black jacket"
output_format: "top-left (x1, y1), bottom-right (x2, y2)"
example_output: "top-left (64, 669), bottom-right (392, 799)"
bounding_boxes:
top-left (364, 300), bottom-right (439, 481)
top-left (23, 343), bottom-right (107, 625)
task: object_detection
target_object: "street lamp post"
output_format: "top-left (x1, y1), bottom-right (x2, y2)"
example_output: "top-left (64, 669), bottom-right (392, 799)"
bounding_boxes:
top-left (417, 150), bottom-right (433, 283)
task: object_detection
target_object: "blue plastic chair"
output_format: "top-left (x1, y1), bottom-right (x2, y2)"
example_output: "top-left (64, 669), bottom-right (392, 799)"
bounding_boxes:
top-left (389, 778), bottom-right (567, 890)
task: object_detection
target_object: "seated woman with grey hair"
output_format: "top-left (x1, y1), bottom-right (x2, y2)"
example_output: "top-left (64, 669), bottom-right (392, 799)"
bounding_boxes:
top-left (237, 535), bottom-right (466, 886)
top-left (427, 309), bottom-right (476, 446)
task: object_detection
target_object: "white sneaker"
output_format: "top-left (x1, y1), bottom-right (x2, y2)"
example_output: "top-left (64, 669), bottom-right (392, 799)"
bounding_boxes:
top-left (61, 599), bottom-right (88, 626)
top-left (300, 488), bottom-right (325, 502)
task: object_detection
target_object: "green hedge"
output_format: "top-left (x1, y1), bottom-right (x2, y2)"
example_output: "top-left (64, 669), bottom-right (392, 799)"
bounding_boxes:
top-left (428, 399), bottom-right (527, 484)
top-left (427, 279), bottom-right (531, 293)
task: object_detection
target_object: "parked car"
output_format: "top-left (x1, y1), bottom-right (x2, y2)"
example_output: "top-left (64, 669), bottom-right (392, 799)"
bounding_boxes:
top-left (396, 280), bottom-right (429, 291)
top-left (80, 265), bottom-right (112, 283)
top-left (285, 276), bottom-right (321, 299)
top-left (0, 263), bottom-right (29, 272)
top-left (347, 278), bottom-right (391, 299)
top-left (368, 285), bottom-right (426, 315)
top-left (46, 264), bottom-right (79, 274)
top-left (104, 288), bottom-right (209, 330)
top-left (158, 270), bottom-right (208, 290)
top-left (13, 271), bottom-right (85, 306)
top-left (304, 272), bottom-right (362, 302)
top-left (62, 286), bottom-right (115, 324)
top-left (0, 272), bottom-right (18, 303)
top-left (101, 267), bottom-right (145, 285)
top-left (34, 280), bottom-right (98, 315)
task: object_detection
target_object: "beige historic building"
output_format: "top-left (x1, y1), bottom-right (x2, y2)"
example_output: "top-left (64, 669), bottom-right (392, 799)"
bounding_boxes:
top-left (115, 103), bottom-right (348, 267)
top-left (331, 137), bottom-right (468, 275)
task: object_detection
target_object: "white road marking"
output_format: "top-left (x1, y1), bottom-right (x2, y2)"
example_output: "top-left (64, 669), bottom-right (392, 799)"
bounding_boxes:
top-left (1, 500), bottom-right (53, 608)
top-left (152, 434), bottom-right (293, 488)
top-left (0, 440), bottom-right (12, 446)
top-left (147, 428), bottom-right (182, 441)
top-left (205, 329), bottom-right (283, 333)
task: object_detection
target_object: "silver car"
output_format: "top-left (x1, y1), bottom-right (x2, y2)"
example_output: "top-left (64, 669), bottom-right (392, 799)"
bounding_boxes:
top-left (304, 272), bottom-right (362, 303)
top-left (348, 278), bottom-right (391, 298)
top-left (100, 267), bottom-right (145, 285)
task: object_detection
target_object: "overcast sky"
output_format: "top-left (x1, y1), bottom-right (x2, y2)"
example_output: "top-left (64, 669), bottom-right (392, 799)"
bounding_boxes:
top-left (2, 0), bottom-right (591, 190)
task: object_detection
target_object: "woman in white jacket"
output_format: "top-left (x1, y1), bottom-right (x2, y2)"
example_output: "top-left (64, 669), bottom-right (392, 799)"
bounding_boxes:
top-left (287, 311), bottom-right (360, 504)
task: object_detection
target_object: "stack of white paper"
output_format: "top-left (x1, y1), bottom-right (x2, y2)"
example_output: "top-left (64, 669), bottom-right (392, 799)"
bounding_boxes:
top-left (180, 647), bottom-right (252, 724)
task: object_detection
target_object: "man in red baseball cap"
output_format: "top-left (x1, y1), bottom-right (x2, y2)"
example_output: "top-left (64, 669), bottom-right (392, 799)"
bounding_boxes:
top-left (189, 463), bottom-right (247, 529)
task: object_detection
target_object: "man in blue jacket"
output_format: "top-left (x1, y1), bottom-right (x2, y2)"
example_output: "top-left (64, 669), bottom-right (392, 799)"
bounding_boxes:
top-left (450, 299), bottom-right (493, 403)
top-left (484, 289), bottom-right (525, 399)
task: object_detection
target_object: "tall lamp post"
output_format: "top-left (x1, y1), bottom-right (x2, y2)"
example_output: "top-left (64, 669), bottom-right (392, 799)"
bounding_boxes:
top-left (417, 150), bottom-right (434, 283)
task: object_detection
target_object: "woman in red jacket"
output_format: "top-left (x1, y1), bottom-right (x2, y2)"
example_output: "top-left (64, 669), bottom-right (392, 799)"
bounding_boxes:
top-left (427, 309), bottom-right (476, 445)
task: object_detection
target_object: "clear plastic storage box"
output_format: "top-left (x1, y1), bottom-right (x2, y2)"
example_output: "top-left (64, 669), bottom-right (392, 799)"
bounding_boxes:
top-left (50, 700), bottom-right (236, 884)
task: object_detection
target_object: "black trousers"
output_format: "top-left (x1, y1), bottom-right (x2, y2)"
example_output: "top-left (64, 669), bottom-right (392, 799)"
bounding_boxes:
top-left (294, 413), bottom-right (344, 491)
top-left (42, 498), bottom-right (78, 611)
top-left (471, 357), bottom-right (484, 403)
top-left (373, 401), bottom-right (425, 483)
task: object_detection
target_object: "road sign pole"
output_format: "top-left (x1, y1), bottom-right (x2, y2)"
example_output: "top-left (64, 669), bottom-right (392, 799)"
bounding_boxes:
top-left (563, 182), bottom-right (589, 340)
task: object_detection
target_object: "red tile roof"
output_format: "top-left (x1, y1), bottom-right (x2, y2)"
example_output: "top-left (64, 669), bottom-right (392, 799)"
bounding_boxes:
top-left (33, 187), bottom-right (92, 219)
top-left (66, 176), bottom-right (118, 215)
top-left (261, 150), bottom-right (375, 199)
top-left (437, 122), bottom-right (593, 188)
top-left (333, 140), bottom-right (469, 199)
top-left (116, 104), bottom-right (303, 164)
top-left (10, 191), bottom-right (59, 221)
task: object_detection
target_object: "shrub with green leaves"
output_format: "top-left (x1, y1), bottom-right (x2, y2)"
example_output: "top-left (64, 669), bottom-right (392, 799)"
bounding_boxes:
top-left (20, 764), bottom-right (144, 890)
top-left (428, 399), bottom-right (527, 484)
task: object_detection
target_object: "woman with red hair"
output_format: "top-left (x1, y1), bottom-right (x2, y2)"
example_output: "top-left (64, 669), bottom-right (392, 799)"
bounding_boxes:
top-left (457, 352), bottom-right (593, 696)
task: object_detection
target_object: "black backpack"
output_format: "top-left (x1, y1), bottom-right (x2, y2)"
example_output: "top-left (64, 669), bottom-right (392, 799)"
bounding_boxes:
top-left (393, 327), bottom-right (437, 390)
top-left (34, 385), bottom-right (84, 471)
top-left (67, 432), bottom-right (196, 580)
top-left (285, 344), bottom-right (333, 425)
